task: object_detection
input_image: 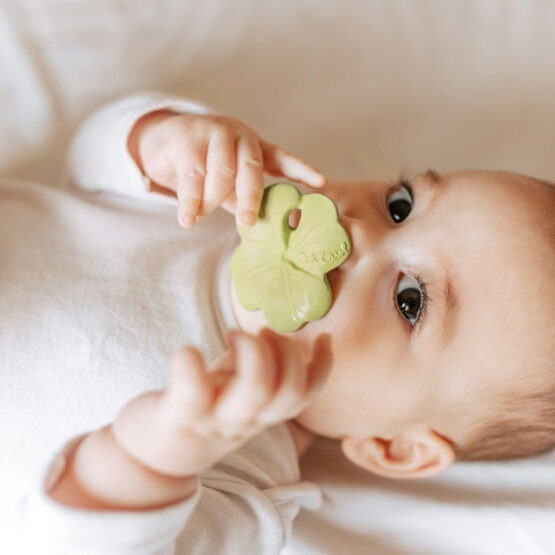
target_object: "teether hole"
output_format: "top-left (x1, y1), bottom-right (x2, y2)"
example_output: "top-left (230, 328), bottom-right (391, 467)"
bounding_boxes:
top-left (288, 208), bottom-right (302, 230)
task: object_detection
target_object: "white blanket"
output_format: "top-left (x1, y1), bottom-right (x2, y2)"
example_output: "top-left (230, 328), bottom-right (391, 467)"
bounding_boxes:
top-left (1, 1), bottom-right (554, 553)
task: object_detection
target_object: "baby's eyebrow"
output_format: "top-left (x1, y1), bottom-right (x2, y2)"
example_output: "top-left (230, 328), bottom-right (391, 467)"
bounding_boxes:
top-left (439, 270), bottom-right (459, 348)
top-left (424, 169), bottom-right (441, 184)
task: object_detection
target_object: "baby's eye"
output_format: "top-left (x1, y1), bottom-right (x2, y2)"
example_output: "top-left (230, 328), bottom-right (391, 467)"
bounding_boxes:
top-left (396, 275), bottom-right (425, 326)
top-left (387, 181), bottom-right (413, 223)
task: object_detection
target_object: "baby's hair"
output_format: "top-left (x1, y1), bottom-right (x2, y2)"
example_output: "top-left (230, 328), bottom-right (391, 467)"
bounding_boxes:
top-left (455, 179), bottom-right (555, 462)
top-left (455, 388), bottom-right (555, 461)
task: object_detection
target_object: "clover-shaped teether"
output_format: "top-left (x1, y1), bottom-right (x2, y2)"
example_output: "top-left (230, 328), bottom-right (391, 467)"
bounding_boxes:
top-left (231, 183), bottom-right (351, 332)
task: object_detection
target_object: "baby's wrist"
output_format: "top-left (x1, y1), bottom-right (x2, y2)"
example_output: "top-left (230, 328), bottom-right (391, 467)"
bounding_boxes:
top-left (50, 425), bottom-right (197, 511)
top-left (127, 109), bottom-right (177, 174)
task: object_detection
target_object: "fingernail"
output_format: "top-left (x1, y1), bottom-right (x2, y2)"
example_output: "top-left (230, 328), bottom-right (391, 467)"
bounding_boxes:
top-left (309, 173), bottom-right (326, 187)
top-left (201, 203), bottom-right (215, 215)
top-left (180, 214), bottom-right (195, 228)
top-left (239, 211), bottom-right (256, 227)
top-left (316, 175), bottom-right (327, 187)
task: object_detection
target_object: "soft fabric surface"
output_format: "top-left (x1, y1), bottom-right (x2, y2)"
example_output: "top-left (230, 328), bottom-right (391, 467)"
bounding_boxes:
top-left (1, 1), bottom-right (554, 553)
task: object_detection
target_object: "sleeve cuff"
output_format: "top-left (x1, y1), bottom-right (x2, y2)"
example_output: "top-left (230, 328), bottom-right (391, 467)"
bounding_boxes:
top-left (113, 92), bottom-right (211, 198)
top-left (67, 91), bottom-right (211, 201)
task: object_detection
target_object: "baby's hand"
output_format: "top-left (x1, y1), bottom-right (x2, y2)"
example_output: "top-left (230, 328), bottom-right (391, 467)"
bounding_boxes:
top-left (112, 329), bottom-right (331, 477)
top-left (128, 111), bottom-right (326, 228)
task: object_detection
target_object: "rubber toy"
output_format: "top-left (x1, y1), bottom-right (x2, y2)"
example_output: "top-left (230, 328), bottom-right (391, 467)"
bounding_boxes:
top-left (231, 183), bottom-right (351, 332)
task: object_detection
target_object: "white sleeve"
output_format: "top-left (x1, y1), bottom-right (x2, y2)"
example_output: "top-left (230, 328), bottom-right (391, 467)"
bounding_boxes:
top-left (174, 425), bottom-right (322, 555)
top-left (13, 426), bottom-right (322, 555)
top-left (65, 91), bottom-right (210, 198)
top-left (11, 435), bottom-right (201, 555)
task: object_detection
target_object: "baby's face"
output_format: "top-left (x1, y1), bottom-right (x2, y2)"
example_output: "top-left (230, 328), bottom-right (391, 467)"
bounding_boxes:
top-left (233, 170), bottom-right (553, 447)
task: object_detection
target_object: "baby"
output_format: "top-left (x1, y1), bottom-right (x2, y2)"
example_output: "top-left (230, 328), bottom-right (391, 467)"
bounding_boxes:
top-left (7, 93), bottom-right (555, 553)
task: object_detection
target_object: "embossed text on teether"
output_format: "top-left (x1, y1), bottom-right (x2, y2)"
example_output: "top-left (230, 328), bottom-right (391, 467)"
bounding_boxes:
top-left (297, 241), bottom-right (350, 265)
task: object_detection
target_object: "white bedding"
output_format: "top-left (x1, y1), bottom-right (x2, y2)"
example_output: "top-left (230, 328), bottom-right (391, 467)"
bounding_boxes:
top-left (1, 1), bottom-right (554, 553)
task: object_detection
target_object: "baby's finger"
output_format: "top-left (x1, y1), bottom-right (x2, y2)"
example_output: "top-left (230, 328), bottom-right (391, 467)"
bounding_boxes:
top-left (214, 332), bottom-right (277, 424)
top-left (221, 191), bottom-right (237, 215)
top-left (261, 140), bottom-right (326, 189)
top-left (235, 135), bottom-right (265, 227)
top-left (174, 142), bottom-right (208, 228)
top-left (202, 131), bottom-right (237, 215)
top-left (165, 347), bottom-right (213, 421)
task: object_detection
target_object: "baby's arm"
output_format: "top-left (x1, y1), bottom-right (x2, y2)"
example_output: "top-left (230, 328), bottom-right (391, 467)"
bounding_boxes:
top-left (21, 330), bottom-right (329, 553)
top-left (51, 330), bottom-right (329, 510)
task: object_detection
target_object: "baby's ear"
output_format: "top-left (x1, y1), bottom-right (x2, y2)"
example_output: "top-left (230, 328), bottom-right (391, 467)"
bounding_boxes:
top-left (341, 429), bottom-right (455, 479)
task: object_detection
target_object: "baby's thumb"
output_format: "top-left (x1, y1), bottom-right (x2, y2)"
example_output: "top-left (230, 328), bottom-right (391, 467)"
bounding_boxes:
top-left (261, 140), bottom-right (327, 189)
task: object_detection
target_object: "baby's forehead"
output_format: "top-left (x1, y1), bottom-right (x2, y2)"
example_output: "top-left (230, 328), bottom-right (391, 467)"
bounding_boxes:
top-left (451, 173), bottom-right (553, 272)
top-left (431, 170), bottom-right (554, 356)
top-left (440, 170), bottom-right (554, 236)
top-left (446, 169), bottom-right (554, 205)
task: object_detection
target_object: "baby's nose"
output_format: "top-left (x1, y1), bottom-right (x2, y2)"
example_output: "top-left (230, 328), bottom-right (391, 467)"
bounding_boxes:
top-left (338, 215), bottom-right (380, 270)
top-left (324, 182), bottom-right (372, 219)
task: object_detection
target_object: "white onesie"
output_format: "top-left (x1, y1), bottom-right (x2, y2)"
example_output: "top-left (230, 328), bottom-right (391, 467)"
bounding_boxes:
top-left (0, 93), bottom-right (321, 555)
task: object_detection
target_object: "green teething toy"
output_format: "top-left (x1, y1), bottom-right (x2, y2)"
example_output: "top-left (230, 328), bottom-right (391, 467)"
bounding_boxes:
top-left (231, 183), bottom-right (351, 332)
